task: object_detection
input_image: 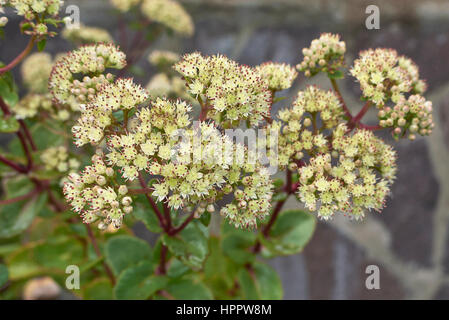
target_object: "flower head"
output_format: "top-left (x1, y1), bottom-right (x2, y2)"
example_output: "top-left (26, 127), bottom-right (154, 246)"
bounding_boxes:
top-left (174, 52), bottom-right (272, 126)
top-left (21, 52), bottom-right (53, 94)
top-left (49, 44), bottom-right (126, 106)
top-left (350, 48), bottom-right (426, 107)
top-left (298, 125), bottom-right (397, 220)
top-left (297, 33), bottom-right (346, 77)
top-left (62, 24), bottom-right (113, 44)
top-left (142, 0), bottom-right (194, 37)
top-left (63, 154), bottom-right (132, 229)
top-left (255, 62), bottom-right (298, 91)
top-left (379, 94), bottom-right (434, 140)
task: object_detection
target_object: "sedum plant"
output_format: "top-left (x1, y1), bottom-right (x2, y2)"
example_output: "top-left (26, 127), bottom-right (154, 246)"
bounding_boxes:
top-left (0, 0), bottom-right (433, 301)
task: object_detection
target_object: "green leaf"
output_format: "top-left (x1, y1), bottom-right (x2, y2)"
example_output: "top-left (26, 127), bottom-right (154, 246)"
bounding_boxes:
top-left (37, 38), bottom-right (47, 52)
top-left (272, 192), bottom-right (288, 202)
top-left (273, 96), bottom-right (286, 104)
top-left (0, 264), bottom-right (8, 287)
top-left (221, 223), bottom-right (256, 265)
top-left (238, 262), bottom-right (282, 300)
top-left (105, 235), bottom-right (152, 276)
top-left (114, 261), bottom-right (168, 300)
top-left (0, 193), bottom-right (47, 239)
top-left (166, 277), bottom-right (213, 300)
top-left (133, 194), bottom-right (163, 233)
top-left (167, 258), bottom-right (190, 278)
top-left (162, 221), bottom-right (208, 269)
top-left (328, 69), bottom-right (344, 79)
top-left (0, 72), bottom-right (19, 106)
top-left (0, 116), bottom-right (19, 133)
top-left (260, 209), bottom-right (316, 257)
top-left (83, 278), bottom-right (113, 300)
top-left (199, 211), bottom-right (211, 227)
top-left (34, 237), bottom-right (84, 270)
top-left (204, 237), bottom-right (239, 299)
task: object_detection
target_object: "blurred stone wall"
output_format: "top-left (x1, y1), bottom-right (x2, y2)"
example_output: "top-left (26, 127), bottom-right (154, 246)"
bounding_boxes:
top-left (2, 0), bottom-right (449, 299)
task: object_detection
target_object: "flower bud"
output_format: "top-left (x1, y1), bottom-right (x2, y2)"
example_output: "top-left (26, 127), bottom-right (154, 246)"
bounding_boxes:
top-left (121, 196), bottom-right (132, 206)
top-left (118, 185), bottom-right (128, 195)
top-left (0, 17), bottom-right (8, 27)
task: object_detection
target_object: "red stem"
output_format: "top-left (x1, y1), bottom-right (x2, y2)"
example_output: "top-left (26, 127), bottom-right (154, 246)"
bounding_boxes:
top-left (358, 123), bottom-right (382, 131)
top-left (168, 211), bottom-right (195, 236)
top-left (157, 245), bottom-right (168, 275)
top-left (0, 36), bottom-right (36, 75)
top-left (0, 154), bottom-right (27, 173)
top-left (138, 172), bottom-right (167, 231)
top-left (0, 187), bottom-right (41, 205)
top-left (18, 119), bottom-right (37, 151)
top-left (330, 78), bottom-right (352, 120)
top-left (352, 101), bottom-right (372, 125)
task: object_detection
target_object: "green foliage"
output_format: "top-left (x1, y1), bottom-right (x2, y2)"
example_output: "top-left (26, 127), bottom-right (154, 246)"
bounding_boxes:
top-left (105, 236), bottom-right (153, 276)
top-left (164, 277), bottom-right (213, 300)
top-left (162, 220), bottom-right (208, 269)
top-left (0, 264), bottom-right (8, 287)
top-left (0, 68), bottom-right (19, 106)
top-left (0, 192), bottom-right (47, 239)
top-left (0, 116), bottom-right (19, 133)
top-left (221, 222), bottom-right (256, 265)
top-left (260, 210), bottom-right (316, 257)
top-left (114, 261), bottom-right (167, 299)
top-left (238, 262), bottom-right (282, 300)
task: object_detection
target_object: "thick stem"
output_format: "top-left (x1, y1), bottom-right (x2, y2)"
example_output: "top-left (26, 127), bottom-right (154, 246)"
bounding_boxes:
top-left (86, 224), bottom-right (116, 285)
top-left (0, 36), bottom-right (36, 74)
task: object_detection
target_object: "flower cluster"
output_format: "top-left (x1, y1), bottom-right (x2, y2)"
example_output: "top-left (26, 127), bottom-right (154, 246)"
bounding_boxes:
top-left (40, 146), bottom-right (80, 174)
top-left (21, 52), bottom-right (53, 94)
top-left (255, 62), bottom-right (298, 92)
top-left (174, 52), bottom-right (272, 126)
top-left (267, 86), bottom-right (343, 168)
top-left (297, 124), bottom-right (397, 220)
top-left (62, 24), bottom-right (113, 44)
top-left (141, 0), bottom-right (194, 37)
top-left (219, 167), bottom-right (273, 229)
top-left (350, 48), bottom-right (427, 107)
top-left (72, 78), bottom-right (148, 147)
top-left (146, 73), bottom-right (193, 102)
top-left (49, 44), bottom-right (126, 106)
top-left (109, 0), bottom-right (140, 12)
top-left (378, 94), bottom-right (434, 140)
top-left (63, 154), bottom-right (132, 229)
top-left (5, 0), bottom-right (63, 35)
top-left (297, 33), bottom-right (346, 77)
top-left (13, 93), bottom-right (70, 121)
top-left (148, 50), bottom-right (180, 69)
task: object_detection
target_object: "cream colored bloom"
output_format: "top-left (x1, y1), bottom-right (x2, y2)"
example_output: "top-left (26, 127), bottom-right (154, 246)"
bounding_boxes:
top-left (49, 44), bottom-right (126, 106)
top-left (256, 62), bottom-right (298, 91)
top-left (297, 33), bottom-right (346, 77)
top-left (21, 52), bottom-right (53, 94)
top-left (62, 24), bottom-right (114, 44)
top-left (142, 0), bottom-right (194, 37)
top-left (174, 52), bottom-right (272, 126)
